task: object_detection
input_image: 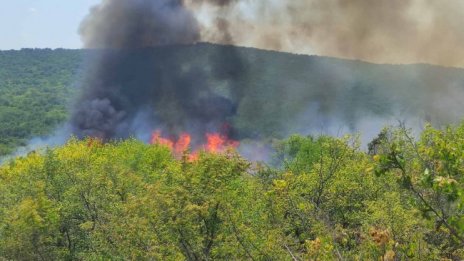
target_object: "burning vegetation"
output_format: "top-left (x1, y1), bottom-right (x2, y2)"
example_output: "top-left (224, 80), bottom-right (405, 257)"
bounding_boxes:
top-left (71, 0), bottom-right (243, 141)
top-left (67, 0), bottom-right (464, 150)
top-left (2, 0), bottom-right (464, 260)
top-left (150, 130), bottom-right (239, 161)
top-left (3, 123), bottom-right (464, 259)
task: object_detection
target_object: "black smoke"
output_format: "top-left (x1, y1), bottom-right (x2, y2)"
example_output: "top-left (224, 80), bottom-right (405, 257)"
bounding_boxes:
top-left (70, 0), bottom-right (464, 148)
top-left (71, 0), bottom-right (244, 142)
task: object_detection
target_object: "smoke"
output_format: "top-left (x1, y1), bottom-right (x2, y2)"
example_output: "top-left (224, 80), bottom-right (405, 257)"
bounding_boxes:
top-left (80, 0), bottom-right (200, 48)
top-left (1, 125), bottom-right (71, 164)
top-left (65, 0), bottom-right (464, 154)
top-left (190, 0), bottom-right (464, 68)
top-left (72, 0), bottom-right (246, 142)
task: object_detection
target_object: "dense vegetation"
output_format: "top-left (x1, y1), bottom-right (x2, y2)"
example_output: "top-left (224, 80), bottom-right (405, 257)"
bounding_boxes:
top-left (1, 122), bottom-right (463, 260)
top-left (2, 44), bottom-right (464, 156)
top-left (0, 48), bottom-right (82, 155)
top-left (1, 45), bottom-right (463, 259)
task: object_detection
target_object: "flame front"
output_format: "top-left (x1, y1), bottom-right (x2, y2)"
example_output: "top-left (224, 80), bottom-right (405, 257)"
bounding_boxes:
top-left (175, 133), bottom-right (191, 154)
top-left (150, 130), bottom-right (174, 150)
top-left (205, 133), bottom-right (239, 153)
top-left (150, 130), bottom-right (239, 161)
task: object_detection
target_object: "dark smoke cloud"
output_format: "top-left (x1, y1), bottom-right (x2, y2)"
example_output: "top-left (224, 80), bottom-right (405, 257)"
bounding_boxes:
top-left (72, 0), bottom-right (244, 141)
top-left (70, 0), bottom-right (464, 146)
top-left (80, 0), bottom-right (200, 48)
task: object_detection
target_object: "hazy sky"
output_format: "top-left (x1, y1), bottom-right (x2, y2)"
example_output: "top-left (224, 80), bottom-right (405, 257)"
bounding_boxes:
top-left (0, 0), bottom-right (100, 50)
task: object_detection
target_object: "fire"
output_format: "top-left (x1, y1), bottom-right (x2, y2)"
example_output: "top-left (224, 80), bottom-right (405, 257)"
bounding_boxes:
top-left (205, 133), bottom-right (239, 153)
top-left (175, 133), bottom-right (191, 154)
top-left (150, 130), bottom-right (239, 161)
top-left (150, 130), bottom-right (174, 150)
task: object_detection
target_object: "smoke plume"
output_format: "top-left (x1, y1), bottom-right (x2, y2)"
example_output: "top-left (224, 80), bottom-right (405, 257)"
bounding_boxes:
top-left (69, 0), bottom-right (464, 148)
top-left (72, 0), bottom-right (245, 142)
top-left (191, 0), bottom-right (464, 68)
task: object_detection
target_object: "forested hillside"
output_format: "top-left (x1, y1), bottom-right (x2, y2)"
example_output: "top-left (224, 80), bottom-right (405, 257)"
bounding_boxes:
top-left (2, 44), bottom-right (464, 157)
top-left (2, 44), bottom-right (464, 156)
top-left (0, 48), bottom-right (82, 155)
top-left (1, 123), bottom-right (464, 260)
top-left (1, 45), bottom-right (464, 259)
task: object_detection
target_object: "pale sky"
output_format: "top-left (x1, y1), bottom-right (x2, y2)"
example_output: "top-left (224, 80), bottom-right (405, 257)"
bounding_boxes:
top-left (0, 0), bottom-right (100, 50)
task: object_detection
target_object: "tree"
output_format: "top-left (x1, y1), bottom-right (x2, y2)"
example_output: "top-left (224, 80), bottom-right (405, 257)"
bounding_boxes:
top-left (371, 123), bottom-right (464, 259)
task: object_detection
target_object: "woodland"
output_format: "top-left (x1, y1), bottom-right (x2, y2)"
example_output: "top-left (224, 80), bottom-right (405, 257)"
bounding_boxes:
top-left (1, 46), bottom-right (464, 260)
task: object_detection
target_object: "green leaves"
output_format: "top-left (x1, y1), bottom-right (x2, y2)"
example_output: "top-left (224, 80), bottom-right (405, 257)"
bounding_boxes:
top-left (372, 123), bottom-right (464, 257)
top-left (0, 49), bottom-right (80, 156)
top-left (0, 139), bottom-right (275, 259)
top-left (1, 123), bottom-right (464, 259)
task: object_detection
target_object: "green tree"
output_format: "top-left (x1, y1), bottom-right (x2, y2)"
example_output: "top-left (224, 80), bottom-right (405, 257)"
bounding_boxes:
top-left (371, 123), bottom-right (464, 259)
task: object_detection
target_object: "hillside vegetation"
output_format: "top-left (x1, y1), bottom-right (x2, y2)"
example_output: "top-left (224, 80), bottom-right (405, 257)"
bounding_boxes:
top-left (1, 46), bottom-right (463, 259)
top-left (1, 123), bottom-right (464, 260)
top-left (0, 48), bottom-right (82, 155)
top-left (2, 44), bottom-right (464, 156)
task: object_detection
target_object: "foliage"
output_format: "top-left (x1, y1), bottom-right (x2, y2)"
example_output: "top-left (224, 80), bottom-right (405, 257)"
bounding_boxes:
top-left (3, 44), bottom-right (464, 156)
top-left (371, 124), bottom-right (464, 259)
top-left (2, 123), bottom-right (464, 259)
top-left (0, 48), bottom-right (82, 156)
top-left (0, 139), bottom-right (279, 260)
top-left (2, 46), bottom-right (464, 259)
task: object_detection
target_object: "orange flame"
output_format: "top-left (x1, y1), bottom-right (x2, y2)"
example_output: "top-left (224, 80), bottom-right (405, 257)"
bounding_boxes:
top-left (150, 130), bottom-right (174, 150)
top-left (205, 133), bottom-right (239, 153)
top-left (150, 130), bottom-right (239, 161)
top-left (174, 133), bottom-right (191, 154)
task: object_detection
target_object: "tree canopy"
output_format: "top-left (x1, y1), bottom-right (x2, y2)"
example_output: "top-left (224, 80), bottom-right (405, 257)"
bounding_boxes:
top-left (0, 48), bottom-right (81, 155)
top-left (1, 123), bottom-right (464, 260)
